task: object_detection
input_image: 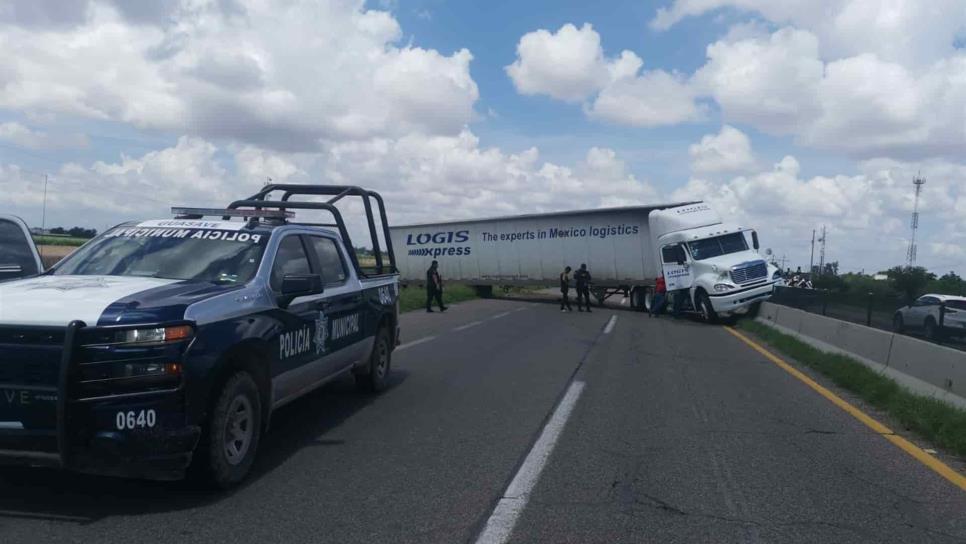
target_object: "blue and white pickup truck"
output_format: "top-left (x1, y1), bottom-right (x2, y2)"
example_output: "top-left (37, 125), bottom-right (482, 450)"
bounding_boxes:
top-left (0, 185), bottom-right (400, 487)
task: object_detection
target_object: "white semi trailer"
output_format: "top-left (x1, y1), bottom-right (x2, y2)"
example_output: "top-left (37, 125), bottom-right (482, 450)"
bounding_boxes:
top-left (389, 202), bottom-right (779, 322)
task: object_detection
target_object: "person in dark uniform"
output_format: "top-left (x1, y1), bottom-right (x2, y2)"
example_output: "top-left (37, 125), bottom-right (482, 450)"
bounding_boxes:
top-left (559, 266), bottom-right (573, 312)
top-left (426, 260), bottom-right (447, 313)
top-left (574, 263), bottom-right (592, 312)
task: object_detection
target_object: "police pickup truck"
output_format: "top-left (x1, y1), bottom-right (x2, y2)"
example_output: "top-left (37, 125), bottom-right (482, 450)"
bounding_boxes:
top-left (0, 185), bottom-right (400, 487)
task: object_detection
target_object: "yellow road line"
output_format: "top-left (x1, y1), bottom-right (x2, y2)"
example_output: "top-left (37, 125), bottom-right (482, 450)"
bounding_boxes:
top-left (724, 326), bottom-right (966, 493)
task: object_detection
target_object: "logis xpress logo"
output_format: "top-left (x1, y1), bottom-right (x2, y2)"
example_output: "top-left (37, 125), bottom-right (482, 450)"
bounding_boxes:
top-left (406, 230), bottom-right (472, 258)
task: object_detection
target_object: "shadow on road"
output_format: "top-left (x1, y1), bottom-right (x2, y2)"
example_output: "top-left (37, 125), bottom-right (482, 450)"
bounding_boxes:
top-left (0, 369), bottom-right (410, 525)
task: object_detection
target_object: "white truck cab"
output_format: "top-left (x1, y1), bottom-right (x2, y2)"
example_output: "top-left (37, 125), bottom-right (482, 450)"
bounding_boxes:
top-left (649, 203), bottom-right (778, 322)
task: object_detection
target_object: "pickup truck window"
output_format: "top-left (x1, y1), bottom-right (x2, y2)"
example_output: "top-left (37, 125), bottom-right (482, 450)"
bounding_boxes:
top-left (308, 236), bottom-right (347, 285)
top-left (53, 228), bottom-right (266, 284)
top-left (270, 235), bottom-right (312, 290)
top-left (0, 219), bottom-right (39, 276)
top-left (688, 233), bottom-right (749, 261)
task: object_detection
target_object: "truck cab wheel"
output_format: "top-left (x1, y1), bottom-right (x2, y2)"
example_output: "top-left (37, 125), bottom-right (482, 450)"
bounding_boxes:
top-left (356, 327), bottom-right (391, 393)
top-left (697, 291), bottom-right (718, 324)
top-left (204, 371), bottom-right (262, 488)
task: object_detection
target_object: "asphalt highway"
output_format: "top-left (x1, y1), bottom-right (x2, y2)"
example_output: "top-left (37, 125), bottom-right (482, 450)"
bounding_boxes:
top-left (1, 298), bottom-right (965, 543)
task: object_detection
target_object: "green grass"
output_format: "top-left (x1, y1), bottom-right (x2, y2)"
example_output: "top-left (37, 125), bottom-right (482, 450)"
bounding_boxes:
top-left (738, 319), bottom-right (966, 457)
top-left (397, 283), bottom-right (479, 313)
top-left (33, 235), bottom-right (88, 247)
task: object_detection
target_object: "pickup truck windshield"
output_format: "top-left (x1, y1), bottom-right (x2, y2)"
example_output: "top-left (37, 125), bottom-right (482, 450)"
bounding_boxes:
top-left (52, 227), bottom-right (267, 284)
top-left (687, 232), bottom-right (749, 261)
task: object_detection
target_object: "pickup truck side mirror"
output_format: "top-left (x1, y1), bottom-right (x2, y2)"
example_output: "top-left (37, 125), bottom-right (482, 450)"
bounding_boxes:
top-left (278, 274), bottom-right (324, 308)
top-left (751, 231), bottom-right (760, 250)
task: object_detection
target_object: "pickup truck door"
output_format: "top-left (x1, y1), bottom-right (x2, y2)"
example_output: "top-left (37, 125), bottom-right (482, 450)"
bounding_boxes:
top-left (661, 242), bottom-right (693, 292)
top-left (270, 234), bottom-right (334, 406)
top-left (305, 235), bottom-right (366, 374)
top-left (0, 215), bottom-right (43, 282)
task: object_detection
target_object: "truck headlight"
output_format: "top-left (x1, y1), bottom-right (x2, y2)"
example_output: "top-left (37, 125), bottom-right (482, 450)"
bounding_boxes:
top-left (115, 325), bottom-right (193, 345)
top-left (772, 270), bottom-right (782, 280)
top-left (713, 283), bottom-right (736, 293)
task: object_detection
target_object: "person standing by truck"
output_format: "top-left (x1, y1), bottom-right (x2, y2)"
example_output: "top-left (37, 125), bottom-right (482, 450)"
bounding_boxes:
top-left (650, 275), bottom-right (667, 317)
top-left (560, 266), bottom-right (573, 312)
top-left (426, 260), bottom-right (447, 313)
top-left (575, 263), bottom-right (592, 312)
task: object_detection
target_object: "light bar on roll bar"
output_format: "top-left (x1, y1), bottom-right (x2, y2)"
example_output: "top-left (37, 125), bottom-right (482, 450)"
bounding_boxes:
top-left (171, 207), bottom-right (294, 219)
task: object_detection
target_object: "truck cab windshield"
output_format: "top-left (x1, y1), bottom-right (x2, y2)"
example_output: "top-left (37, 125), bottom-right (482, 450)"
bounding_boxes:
top-left (52, 228), bottom-right (267, 284)
top-left (687, 232), bottom-right (749, 261)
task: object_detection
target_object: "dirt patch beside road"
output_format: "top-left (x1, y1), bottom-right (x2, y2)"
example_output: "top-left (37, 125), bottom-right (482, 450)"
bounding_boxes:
top-left (38, 245), bottom-right (76, 268)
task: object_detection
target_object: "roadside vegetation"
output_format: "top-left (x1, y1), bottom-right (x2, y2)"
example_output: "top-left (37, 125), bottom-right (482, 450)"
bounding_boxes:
top-left (738, 319), bottom-right (966, 457)
top-left (33, 235), bottom-right (89, 247)
top-left (397, 283), bottom-right (478, 313)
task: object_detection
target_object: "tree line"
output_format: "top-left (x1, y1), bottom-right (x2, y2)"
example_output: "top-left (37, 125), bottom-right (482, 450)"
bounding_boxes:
top-left (812, 266), bottom-right (965, 303)
top-left (47, 226), bottom-right (98, 239)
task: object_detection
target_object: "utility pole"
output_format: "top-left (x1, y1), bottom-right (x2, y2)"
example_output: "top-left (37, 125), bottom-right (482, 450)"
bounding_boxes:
top-left (907, 173), bottom-right (925, 267)
top-left (817, 225), bottom-right (827, 276)
top-left (809, 229), bottom-right (816, 276)
top-left (39, 174), bottom-right (48, 261)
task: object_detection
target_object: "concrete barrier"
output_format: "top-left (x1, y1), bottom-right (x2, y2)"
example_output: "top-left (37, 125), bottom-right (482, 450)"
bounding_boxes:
top-left (756, 302), bottom-right (966, 410)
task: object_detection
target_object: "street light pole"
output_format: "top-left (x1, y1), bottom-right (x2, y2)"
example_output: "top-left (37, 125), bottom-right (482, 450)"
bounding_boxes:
top-left (41, 174), bottom-right (48, 234)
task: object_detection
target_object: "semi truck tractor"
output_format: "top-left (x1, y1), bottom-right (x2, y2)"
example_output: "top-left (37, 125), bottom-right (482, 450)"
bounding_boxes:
top-left (389, 202), bottom-right (779, 322)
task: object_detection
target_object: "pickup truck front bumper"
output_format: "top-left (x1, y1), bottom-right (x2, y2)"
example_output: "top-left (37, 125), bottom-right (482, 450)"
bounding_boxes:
top-left (708, 281), bottom-right (775, 314)
top-left (0, 321), bottom-right (200, 480)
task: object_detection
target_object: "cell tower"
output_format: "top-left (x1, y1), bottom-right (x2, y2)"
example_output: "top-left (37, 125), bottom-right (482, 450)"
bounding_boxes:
top-left (907, 174), bottom-right (926, 266)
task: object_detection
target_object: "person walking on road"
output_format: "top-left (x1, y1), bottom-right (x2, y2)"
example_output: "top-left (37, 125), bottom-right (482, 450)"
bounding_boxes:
top-left (559, 266), bottom-right (573, 312)
top-left (426, 260), bottom-right (447, 313)
top-left (575, 263), bottom-right (592, 312)
top-left (650, 275), bottom-right (667, 317)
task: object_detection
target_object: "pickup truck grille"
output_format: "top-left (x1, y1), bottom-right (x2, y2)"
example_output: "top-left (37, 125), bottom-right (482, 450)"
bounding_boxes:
top-left (0, 326), bottom-right (64, 386)
top-left (731, 261), bottom-right (768, 285)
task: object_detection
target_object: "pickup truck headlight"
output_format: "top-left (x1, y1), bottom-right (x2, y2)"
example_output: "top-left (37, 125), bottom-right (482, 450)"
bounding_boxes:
top-left (713, 283), bottom-right (736, 293)
top-left (115, 325), bottom-right (193, 345)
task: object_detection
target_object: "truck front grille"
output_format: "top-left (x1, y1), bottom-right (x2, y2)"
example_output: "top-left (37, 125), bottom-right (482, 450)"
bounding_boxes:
top-left (0, 326), bottom-right (64, 387)
top-left (731, 261), bottom-right (768, 285)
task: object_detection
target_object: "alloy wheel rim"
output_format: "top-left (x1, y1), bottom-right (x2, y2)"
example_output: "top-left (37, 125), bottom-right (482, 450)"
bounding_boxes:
top-left (224, 395), bottom-right (253, 466)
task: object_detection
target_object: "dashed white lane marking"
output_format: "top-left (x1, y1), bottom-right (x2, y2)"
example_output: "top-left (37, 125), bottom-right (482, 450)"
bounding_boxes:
top-left (603, 315), bottom-right (618, 334)
top-left (490, 311), bottom-right (512, 320)
top-left (453, 320), bottom-right (484, 332)
top-left (475, 381), bottom-right (586, 544)
top-left (395, 335), bottom-right (437, 351)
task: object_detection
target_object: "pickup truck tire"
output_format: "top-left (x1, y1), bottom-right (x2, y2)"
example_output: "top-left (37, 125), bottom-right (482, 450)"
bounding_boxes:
top-left (356, 327), bottom-right (391, 393)
top-left (697, 291), bottom-right (718, 324)
top-left (204, 371), bottom-right (262, 488)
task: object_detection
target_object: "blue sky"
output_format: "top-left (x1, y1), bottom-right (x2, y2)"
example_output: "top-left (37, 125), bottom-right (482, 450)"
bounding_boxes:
top-left (0, 0), bottom-right (964, 274)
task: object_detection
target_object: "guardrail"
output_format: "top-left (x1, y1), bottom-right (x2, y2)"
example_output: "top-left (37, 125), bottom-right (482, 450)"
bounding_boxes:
top-left (770, 286), bottom-right (964, 352)
top-left (756, 301), bottom-right (966, 409)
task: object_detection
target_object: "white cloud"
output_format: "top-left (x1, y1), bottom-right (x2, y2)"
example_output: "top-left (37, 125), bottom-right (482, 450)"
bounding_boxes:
top-left (0, 122), bottom-right (89, 150)
top-left (671, 154), bottom-right (966, 273)
top-left (692, 25), bottom-right (966, 158)
top-left (505, 23), bottom-right (611, 102)
top-left (507, 23), bottom-right (702, 126)
top-left (651, 0), bottom-right (966, 67)
top-left (588, 69), bottom-right (704, 127)
top-left (689, 125), bottom-right (756, 174)
top-left (0, 0), bottom-right (479, 151)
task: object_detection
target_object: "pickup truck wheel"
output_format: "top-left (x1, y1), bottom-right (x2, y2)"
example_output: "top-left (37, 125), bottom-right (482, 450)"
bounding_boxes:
top-left (356, 328), bottom-right (391, 393)
top-left (697, 291), bottom-right (718, 324)
top-left (205, 372), bottom-right (261, 488)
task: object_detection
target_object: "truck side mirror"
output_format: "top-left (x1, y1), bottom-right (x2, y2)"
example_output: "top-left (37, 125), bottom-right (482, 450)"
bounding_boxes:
top-left (751, 231), bottom-right (760, 250)
top-left (278, 274), bottom-right (323, 307)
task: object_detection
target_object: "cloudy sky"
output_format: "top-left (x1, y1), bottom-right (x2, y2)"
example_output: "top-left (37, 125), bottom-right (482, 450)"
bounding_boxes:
top-left (0, 0), bottom-right (964, 274)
